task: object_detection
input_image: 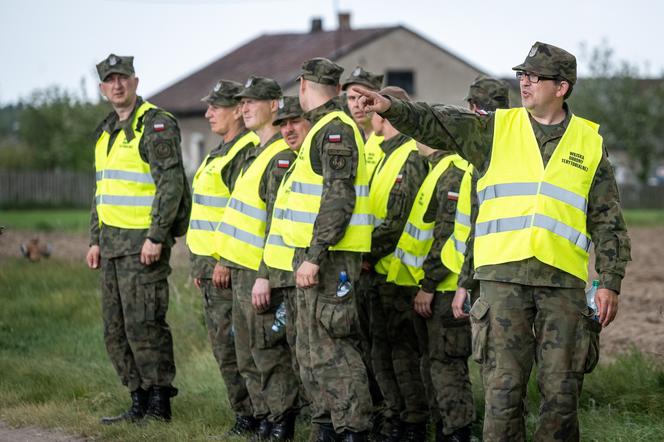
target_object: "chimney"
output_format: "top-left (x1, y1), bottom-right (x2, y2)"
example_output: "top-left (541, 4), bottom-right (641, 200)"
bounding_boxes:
top-left (338, 12), bottom-right (351, 31)
top-left (310, 17), bottom-right (323, 33)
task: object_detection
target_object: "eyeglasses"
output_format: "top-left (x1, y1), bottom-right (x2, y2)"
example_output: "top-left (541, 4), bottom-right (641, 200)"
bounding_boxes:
top-left (515, 71), bottom-right (558, 83)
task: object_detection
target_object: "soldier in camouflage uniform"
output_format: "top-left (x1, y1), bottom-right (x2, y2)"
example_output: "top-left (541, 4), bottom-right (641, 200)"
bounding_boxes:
top-left (87, 54), bottom-right (190, 424)
top-left (341, 66), bottom-right (384, 140)
top-left (187, 80), bottom-right (259, 436)
top-left (215, 77), bottom-right (300, 441)
top-left (410, 77), bottom-right (510, 442)
top-left (364, 87), bottom-right (430, 441)
top-left (253, 95), bottom-right (313, 414)
top-left (352, 42), bottom-right (631, 442)
top-left (286, 58), bottom-right (374, 441)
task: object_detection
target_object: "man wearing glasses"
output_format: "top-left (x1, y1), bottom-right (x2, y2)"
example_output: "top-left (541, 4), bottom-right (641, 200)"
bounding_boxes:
top-left (350, 42), bottom-right (631, 442)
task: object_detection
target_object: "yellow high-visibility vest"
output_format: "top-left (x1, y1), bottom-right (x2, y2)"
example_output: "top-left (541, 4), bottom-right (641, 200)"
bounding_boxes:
top-left (369, 138), bottom-right (420, 275)
top-left (279, 111), bottom-right (372, 252)
top-left (215, 137), bottom-right (290, 270)
top-left (386, 154), bottom-right (470, 291)
top-left (475, 108), bottom-right (602, 281)
top-left (263, 176), bottom-right (296, 271)
top-left (186, 131), bottom-right (259, 259)
top-left (440, 165), bottom-right (474, 275)
top-left (95, 101), bottom-right (158, 229)
top-left (364, 132), bottom-right (385, 181)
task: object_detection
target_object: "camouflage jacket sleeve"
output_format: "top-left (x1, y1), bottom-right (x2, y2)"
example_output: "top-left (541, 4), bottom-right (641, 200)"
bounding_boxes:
top-left (140, 110), bottom-right (186, 243)
top-left (257, 148), bottom-right (296, 277)
top-left (457, 172), bottom-right (479, 291)
top-left (421, 164), bottom-right (465, 293)
top-left (89, 179), bottom-right (100, 246)
top-left (381, 99), bottom-right (495, 173)
top-left (368, 151), bottom-right (429, 264)
top-left (305, 119), bottom-right (359, 265)
top-left (587, 152), bottom-right (632, 293)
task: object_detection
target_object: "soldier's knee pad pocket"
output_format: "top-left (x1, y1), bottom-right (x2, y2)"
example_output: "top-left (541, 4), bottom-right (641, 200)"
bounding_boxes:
top-left (441, 317), bottom-right (472, 359)
top-left (316, 293), bottom-right (357, 339)
top-left (575, 310), bottom-right (602, 373)
top-left (470, 298), bottom-right (490, 364)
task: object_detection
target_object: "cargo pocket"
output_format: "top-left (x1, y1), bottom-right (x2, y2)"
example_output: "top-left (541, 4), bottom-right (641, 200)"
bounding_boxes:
top-left (470, 298), bottom-right (490, 364)
top-left (256, 306), bottom-right (287, 349)
top-left (138, 269), bottom-right (169, 323)
top-left (575, 309), bottom-right (602, 373)
top-left (316, 296), bottom-right (356, 339)
top-left (441, 317), bottom-right (472, 358)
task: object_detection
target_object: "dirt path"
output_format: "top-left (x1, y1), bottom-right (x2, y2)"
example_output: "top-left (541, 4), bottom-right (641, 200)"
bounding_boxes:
top-left (0, 422), bottom-right (88, 442)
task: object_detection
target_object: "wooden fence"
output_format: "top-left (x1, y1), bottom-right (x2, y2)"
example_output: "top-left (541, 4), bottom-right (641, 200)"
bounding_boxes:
top-left (0, 170), bottom-right (95, 208)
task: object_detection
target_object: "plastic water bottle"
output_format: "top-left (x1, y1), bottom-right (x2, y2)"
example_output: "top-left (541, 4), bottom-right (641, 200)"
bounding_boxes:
top-left (271, 302), bottom-right (287, 332)
top-left (336, 271), bottom-right (352, 297)
top-left (463, 290), bottom-right (472, 314)
top-left (585, 279), bottom-right (600, 321)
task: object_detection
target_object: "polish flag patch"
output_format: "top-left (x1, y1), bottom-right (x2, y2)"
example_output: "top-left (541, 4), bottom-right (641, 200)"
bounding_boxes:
top-left (394, 174), bottom-right (403, 184)
top-left (153, 123), bottom-right (166, 132)
top-left (447, 191), bottom-right (459, 201)
top-left (277, 159), bottom-right (291, 168)
top-left (328, 134), bottom-right (342, 143)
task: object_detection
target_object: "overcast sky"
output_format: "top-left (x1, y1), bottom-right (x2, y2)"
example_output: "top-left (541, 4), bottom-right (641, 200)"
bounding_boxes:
top-left (1, 0), bottom-right (661, 105)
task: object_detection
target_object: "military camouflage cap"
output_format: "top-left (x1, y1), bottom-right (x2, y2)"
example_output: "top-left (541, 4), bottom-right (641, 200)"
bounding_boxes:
top-left (465, 75), bottom-right (510, 110)
top-left (96, 53), bottom-right (134, 81)
top-left (512, 41), bottom-right (577, 84)
top-left (201, 79), bottom-right (243, 106)
top-left (298, 57), bottom-right (344, 85)
top-left (235, 76), bottom-right (282, 100)
top-left (273, 96), bottom-right (304, 126)
top-left (341, 66), bottom-right (384, 91)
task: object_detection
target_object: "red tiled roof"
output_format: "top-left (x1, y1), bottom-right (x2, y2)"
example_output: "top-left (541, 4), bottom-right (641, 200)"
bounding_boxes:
top-left (149, 26), bottom-right (395, 115)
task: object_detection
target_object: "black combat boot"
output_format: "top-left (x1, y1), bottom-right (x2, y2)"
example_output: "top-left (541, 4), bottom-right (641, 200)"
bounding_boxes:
top-left (340, 430), bottom-right (368, 442)
top-left (402, 422), bottom-right (428, 442)
top-left (226, 414), bottom-right (260, 437)
top-left (249, 418), bottom-right (273, 441)
top-left (100, 388), bottom-right (149, 425)
top-left (270, 412), bottom-right (297, 441)
top-left (440, 424), bottom-right (471, 442)
top-left (142, 386), bottom-right (177, 423)
top-left (316, 423), bottom-right (340, 442)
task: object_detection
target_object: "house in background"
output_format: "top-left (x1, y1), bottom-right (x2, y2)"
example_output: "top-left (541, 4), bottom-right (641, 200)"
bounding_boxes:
top-left (149, 13), bottom-right (487, 173)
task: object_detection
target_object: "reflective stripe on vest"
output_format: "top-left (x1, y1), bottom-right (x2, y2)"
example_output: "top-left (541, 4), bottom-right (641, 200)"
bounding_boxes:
top-left (364, 132), bottom-right (385, 181)
top-left (386, 154), bottom-right (470, 291)
top-left (278, 110), bottom-right (372, 252)
top-left (94, 101), bottom-right (158, 229)
top-left (216, 137), bottom-right (290, 270)
top-left (474, 108), bottom-right (602, 281)
top-left (369, 138), bottom-right (420, 275)
top-left (186, 131), bottom-right (258, 258)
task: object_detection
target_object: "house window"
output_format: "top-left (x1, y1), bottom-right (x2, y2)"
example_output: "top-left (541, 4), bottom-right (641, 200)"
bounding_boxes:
top-left (386, 70), bottom-right (415, 95)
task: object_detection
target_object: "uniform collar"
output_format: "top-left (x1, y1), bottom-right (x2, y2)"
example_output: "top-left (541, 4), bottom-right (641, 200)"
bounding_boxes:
top-left (303, 97), bottom-right (343, 125)
top-left (210, 128), bottom-right (252, 158)
top-left (528, 102), bottom-right (571, 145)
top-left (101, 96), bottom-right (144, 142)
top-left (380, 133), bottom-right (411, 156)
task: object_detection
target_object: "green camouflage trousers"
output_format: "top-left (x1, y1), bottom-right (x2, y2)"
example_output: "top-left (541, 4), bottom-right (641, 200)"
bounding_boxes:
top-left (199, 279), bottom-right (252, 416)
top-left (376, 283), bottom-right (429, 424)
top-left (413, 291), bottom-right (475, 435)
top-left (470, 281), bottom-right (601, 442)
top-left (231, 268), bottom-right (300, 422)
top-left (362, 273), bottom-right (402, 421)
top-left (294, 250), bottom-right (373, 433)
top-left (101, 250), bottom-right (175, 392)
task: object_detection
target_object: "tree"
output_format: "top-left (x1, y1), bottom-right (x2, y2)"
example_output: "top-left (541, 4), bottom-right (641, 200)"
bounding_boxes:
top-left (570, 43), bottom-right (664, 183)
top-left (0, 84), bottom-right (111, 171)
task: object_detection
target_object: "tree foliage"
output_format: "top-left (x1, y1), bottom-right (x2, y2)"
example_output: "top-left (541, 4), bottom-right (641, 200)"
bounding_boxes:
top-left (0, 86), bottom-right (111, 171)
top-left (570, 44), bottom-right (664, 183)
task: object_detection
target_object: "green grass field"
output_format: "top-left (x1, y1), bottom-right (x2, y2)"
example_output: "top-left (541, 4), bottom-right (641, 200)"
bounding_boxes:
top-left (1, 258), bottom-right (663, 441)
top-left (1, 208), bottom-right (662, 235)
